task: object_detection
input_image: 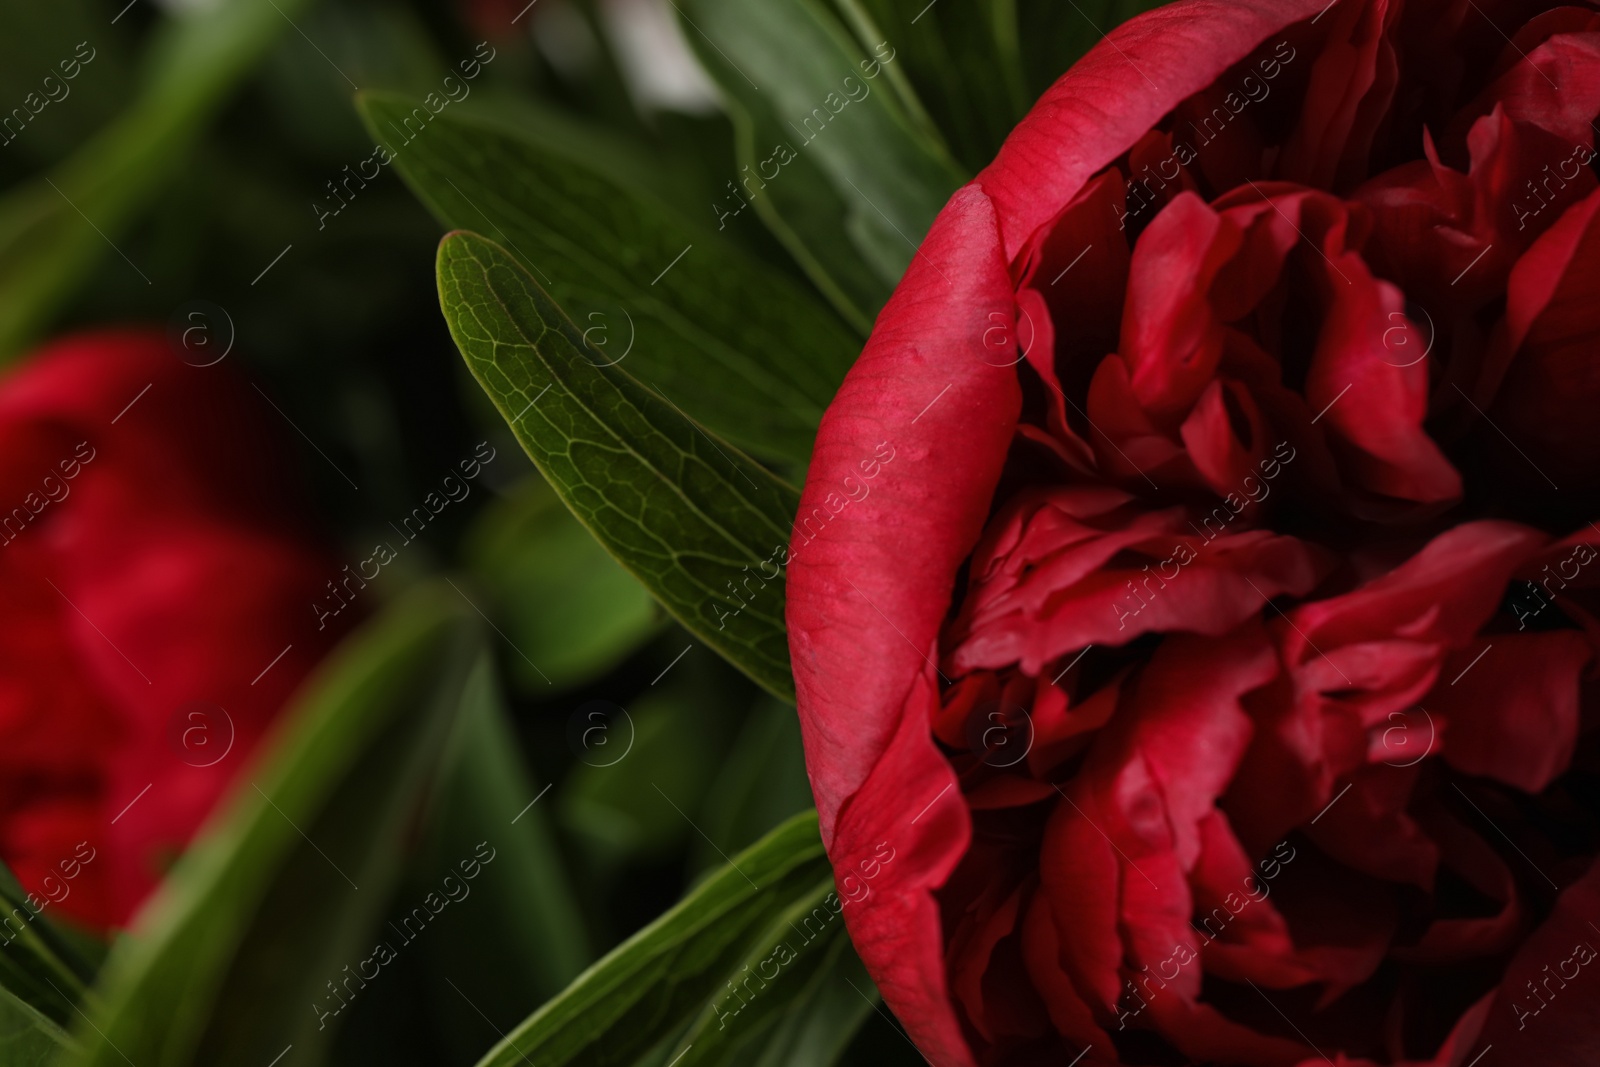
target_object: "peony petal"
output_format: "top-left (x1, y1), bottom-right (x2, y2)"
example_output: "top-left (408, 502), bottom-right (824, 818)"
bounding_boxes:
top-left (789, 183), bottom-right (1021, 843)
top-left (1120, 192), bottom-right (1243, 421)
top-left (1019, 893), bottom-right (1114, 1054)
top-left (1488, 187), bottom-right (1600, 488)
top-left (0, 331), bottom-right (340, 927)
top-left (1113, 631), bottom-right (1277, 872)
top-left (949, 486), bottom-right (1330, 674)
top-left (1399, 803), bottom-right (1523, 965)
top-left (1431, 632), bottom-right (1591, 793)
top-left (72, 522), bottom-right (341, 921)
top-left (1041, 631), bottom-right (1279, 1039)
top-left (0, 329), bottom-right (307, 532)
top-left (1286, 521), bottom-right (1545, 654)
top-left (1038, 775), bottom-right (1127, 1020)
top-left (945, 875), bottom-right (1028, 1044)
top-left (1474, 858), bottom-right (1600, 1063)
top-left (1301, 209), bottom-right (1462, 508)
top-left (1277, 0), bottom-right (1402, 191)
top-left (832, 674), bottom-right (975, 1067)
top-left (1495, 187), bottom-right (1600, 376)
top-left (977, 0), bottom-right (1337, 260)
top-left (1180, 377), bottom-right (1273, 500)
top-left (1303, 763), bottom-right (1438, 889)
top-left (1453, 25), bottom-right (1600, 153)
top-left (1145, 990), bottom-right (1314, 1066)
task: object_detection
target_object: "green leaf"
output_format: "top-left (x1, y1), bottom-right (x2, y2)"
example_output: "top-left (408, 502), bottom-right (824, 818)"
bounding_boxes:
top-left (0, 0), bottom-right (130, 177)
top-left (0, 863), bottom-right (95, 1028)
top-left (440, 96), bottom-right (746, 238)
top-left (832, 0), bottom-right (1030, 172)
top-left (704, 76), bottom-right (890, 333)
top-left (359, 92), bottom-right (859, 466)
top-left (667, 880), bottom-right (877, 1067)
top-left (0, 986), bottom-right (74, 1065)
top-left (465, 476), bottom-right (662, 693)
top-left (559, 658), bottom-right (747, 870)
top-left (436, 230), bottom-right (797, 701)
top-left (680, 0), bottom-right (966, 307)
top-left (691, 697), bottom-right (815, 870)
top-left (0, 0), bottom-right (318, 358)
top-left (472, 810), bottom-right (835, 1067)
top-left (1014, 0), bottom-right (1170, 101)
top-left (59, 583), bottom-right (483, 1067)
top-left (407, 656), bottom-right (595, 1063)
top-left (748, 946), bottom-right (879, 1067)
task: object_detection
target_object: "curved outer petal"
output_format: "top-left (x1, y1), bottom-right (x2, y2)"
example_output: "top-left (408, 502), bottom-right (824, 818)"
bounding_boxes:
top-left (976, 0), bottom-right (1333, 260)
top-left (833, 676), bottom-right (977, 1067)
top-left (787, 185), bottom-right (1021, 1065)
top-left (789, 183), bottom-right (1021, 843)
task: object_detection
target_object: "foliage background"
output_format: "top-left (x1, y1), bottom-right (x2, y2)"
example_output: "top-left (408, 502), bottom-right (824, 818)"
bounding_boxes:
top-left (0, 0), bottom-right (1157, 1063)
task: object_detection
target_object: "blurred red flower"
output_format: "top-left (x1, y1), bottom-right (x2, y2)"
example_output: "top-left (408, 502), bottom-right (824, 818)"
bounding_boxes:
top-left (0, 330), bottom-right (349, 929)
top-left (788, 1), bottom-right (1600, 1064)
top-left (460, 0), bottom-right (532, 39)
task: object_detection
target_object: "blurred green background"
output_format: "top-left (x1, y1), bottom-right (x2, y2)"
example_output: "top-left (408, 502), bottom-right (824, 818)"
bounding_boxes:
top-left (0, 0), bottom-right (886, 1061)
top-left (0, 0), bottom-right (1158, 1062)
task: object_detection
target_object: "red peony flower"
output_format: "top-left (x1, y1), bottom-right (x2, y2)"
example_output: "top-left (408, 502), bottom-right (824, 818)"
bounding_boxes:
top-left (788, 2), bottom-right (1600, 1064)
top-left (0, 330), bottom-right (349, 929)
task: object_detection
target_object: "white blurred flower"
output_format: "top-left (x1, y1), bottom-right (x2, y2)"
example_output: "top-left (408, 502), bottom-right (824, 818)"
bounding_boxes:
top-left (599, 0), bottom-right (719, 114)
